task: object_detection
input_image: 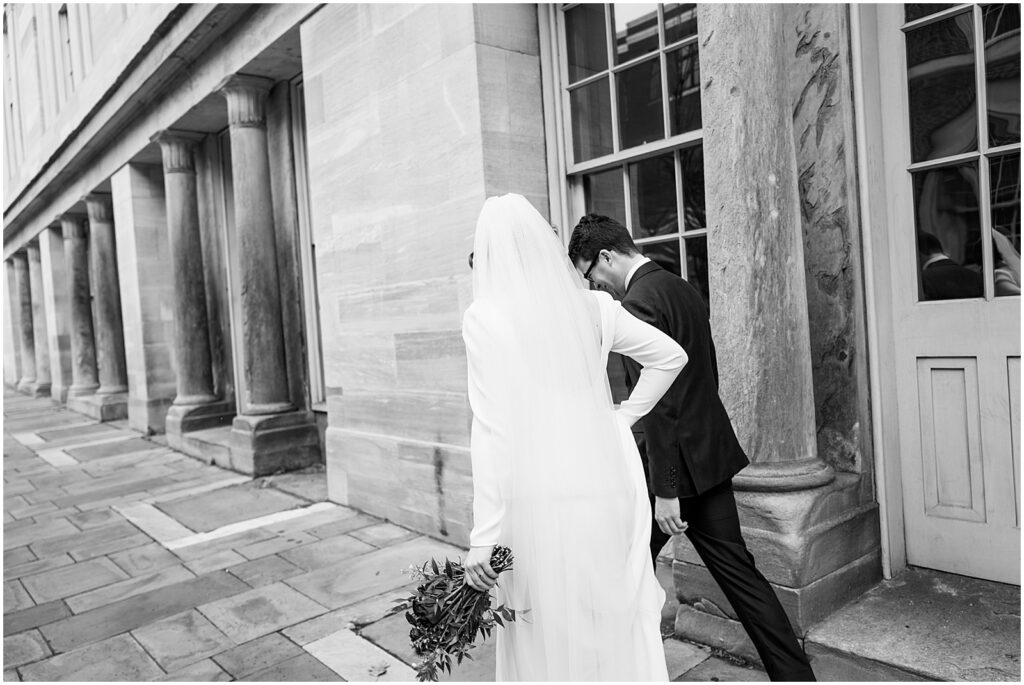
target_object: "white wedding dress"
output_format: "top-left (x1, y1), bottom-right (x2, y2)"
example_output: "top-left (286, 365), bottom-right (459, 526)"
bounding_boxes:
top-left (463, 194), bottom-right (686, 681)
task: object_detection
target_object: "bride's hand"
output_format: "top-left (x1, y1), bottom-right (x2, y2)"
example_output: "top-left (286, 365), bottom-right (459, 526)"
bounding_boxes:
top-left (464, 545), bottom-right (499, 591)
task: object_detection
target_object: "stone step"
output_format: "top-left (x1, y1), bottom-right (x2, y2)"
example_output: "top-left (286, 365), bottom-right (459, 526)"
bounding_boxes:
top-left (172, 427), bottom-right (234, 468)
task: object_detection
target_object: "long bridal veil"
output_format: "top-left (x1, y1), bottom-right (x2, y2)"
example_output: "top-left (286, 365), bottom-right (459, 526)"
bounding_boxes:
top-left (469, 194), bottom-right (658, 680)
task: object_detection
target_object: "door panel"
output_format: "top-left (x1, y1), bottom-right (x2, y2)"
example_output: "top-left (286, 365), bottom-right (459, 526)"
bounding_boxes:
top-left (879, 3), bottom-right (1021, 585)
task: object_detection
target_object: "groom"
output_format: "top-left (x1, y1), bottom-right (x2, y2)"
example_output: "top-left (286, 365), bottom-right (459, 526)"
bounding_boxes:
top-left (568, 214), bottom-right (815, 682)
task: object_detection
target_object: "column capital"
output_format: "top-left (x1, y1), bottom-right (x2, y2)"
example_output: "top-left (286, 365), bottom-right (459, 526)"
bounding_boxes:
top-left (83, 193), bottom-right (114, 222)
top-left (217, 74), bottom-right (273, 128)
top-left (151, 130), bottom-right (205, 173)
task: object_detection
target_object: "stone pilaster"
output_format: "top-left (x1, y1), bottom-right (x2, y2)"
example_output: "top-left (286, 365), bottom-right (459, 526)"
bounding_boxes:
top-left (669, 4), bottom-right (878, 661)
top-left (3, 261), bottom-right (22, 386)
top-left (59, 215), bottom-right (100, 400)
top-left (152, 131), bottom-right (233, 441)
top-left (11, 251), bottom-right (37, 393)
top-left (26, 242), bottom-right (52, 398)
top-left (217, 74), bottom-right (318, 476)
top-left (39, 225), bottom-right (74, 403)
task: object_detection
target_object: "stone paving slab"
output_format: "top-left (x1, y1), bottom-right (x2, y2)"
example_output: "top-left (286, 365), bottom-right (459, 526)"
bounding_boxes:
top-left (158, 658), bottom-right (233, 681)
top-left (282, 586), bottom-right (413, 645)
top-left (4, 552), bottom-right (76, 582)
top-left (64, 437), bottom-right (163, 461)
top-left (198, 581), bottom-right (327, 644)
top-left (285, 536), bottom-right (461, 610)
top-left (4, 580), bottom-right (33, 613)
top-left (19, 632), bottom-right (165, 681)
top-left (242, 653), bottom-right (340, 681)
top-left (35, 423), bottom-right (123, 442)
top-left (21, 557), bottom-right (129, 604)
top-left (351, 522), bottom-right (422, 548)
top-left (108, 542), bottom-right (181, 576)
top-left (157, 483), bottom-right (309, 533)
top-left (131, 609), bottom-right (235, 673)
top-left (235, 530), bottom-right (319, 561)
top-left (3, 629), bottom-right (52, 669)
top-left (28, 519), bottom-right (141, 559)
top-left (65, 564), bottom-right (196, 614)
top-left (308, 627), bottom-right (419, 681)
top-left (2, 517), bottom-right (78, 551)
top-left (674, 656), bottom-right (769, 681)
top-left (3, 599), bottom-right (72, 636)
top-left (279, 533), bottom-right (377, 571)
top-left (227, 555), bottom-right (304, 589)
top-left (211, 632), bottom-right (306, 678)
top-left (40, 571), bottom-right (249, 653)
top-left (185, 549), bottom-right (249, 575)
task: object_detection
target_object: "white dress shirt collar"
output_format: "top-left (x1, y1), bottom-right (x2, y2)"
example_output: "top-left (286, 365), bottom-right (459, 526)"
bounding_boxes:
top-left (624, 256), bottom-right (652, 291)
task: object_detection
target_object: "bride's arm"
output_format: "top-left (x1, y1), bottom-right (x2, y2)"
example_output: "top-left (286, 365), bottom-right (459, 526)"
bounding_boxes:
top-left (462, 303), bottom-right (507, 549)
top-left (607, 297), bottom-right (687, 426)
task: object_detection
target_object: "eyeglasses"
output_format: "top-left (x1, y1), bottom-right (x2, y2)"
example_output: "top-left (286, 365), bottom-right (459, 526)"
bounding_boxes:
top-left (582, 252), bottom-right (601, 282)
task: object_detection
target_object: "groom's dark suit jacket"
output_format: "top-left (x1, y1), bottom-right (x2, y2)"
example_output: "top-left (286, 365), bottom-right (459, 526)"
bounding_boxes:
top-left (620, 261), bottom-right (749, 498)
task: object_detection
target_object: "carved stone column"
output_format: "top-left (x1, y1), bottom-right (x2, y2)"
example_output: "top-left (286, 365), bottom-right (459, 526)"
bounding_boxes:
top-left (216, 74), bottom-right (318, 475)
top-left (668, 3), bottom-right (876, 660)
top-left (152, 131), bottom-right (233, 442)
top-left (26, 241), bottom-right (52, 397)
top-left (11, 251), bottom-right (37, 393)
top-left (84, 194), bottom-right (129, 396)
top-left (59, 215), bottom-right (100, 400)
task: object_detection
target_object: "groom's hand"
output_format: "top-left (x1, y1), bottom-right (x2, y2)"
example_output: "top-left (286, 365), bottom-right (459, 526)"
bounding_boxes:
top-left (654, 496), bottom-right (688, 535)
top-left (464, 545), bottom-right (499, 591)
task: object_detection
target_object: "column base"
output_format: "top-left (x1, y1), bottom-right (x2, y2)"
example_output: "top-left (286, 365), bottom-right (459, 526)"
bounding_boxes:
top-left (49, 383), bottom-right (69, 404)
top-left (29, 381), bottom-right (52, 398)
top-left (16, 378), bottom-right (35, 394)
top-left (670, 472), bottom-right (882, 655)
top-left (128, 396), bottom-right (176, 435)
top-left (68, 383), bottom-right (100, 398)
top-left (165, 401), bottom-right (235, 449)
top-left (67, 391), bottom-right (129, 421)
top-left (229, 410), bottom-right (320, 477)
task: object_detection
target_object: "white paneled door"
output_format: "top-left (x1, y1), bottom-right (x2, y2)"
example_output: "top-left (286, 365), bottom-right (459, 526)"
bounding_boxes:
top-left (878, 3), bottom-right (1021, 584)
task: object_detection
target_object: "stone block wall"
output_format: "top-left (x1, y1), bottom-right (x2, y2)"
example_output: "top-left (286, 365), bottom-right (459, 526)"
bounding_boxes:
top-left (111, 162), bottom-right (177, 433)
top-left (301, 3), bottom-right (548, 545)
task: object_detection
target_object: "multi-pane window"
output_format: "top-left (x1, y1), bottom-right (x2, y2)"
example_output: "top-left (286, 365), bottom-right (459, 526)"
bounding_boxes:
top-left (904, 3), bottom-right (1021, 300)
top-left (559, 3), bottom-right (709, 310)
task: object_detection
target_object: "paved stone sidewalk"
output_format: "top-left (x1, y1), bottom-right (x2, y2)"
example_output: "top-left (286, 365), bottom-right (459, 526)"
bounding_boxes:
top-left (3, 388), bottom-right (766, 681)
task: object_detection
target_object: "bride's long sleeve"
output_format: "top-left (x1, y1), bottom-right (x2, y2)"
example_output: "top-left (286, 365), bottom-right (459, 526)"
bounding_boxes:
top-left (462, 303), bottom-right (509, 548)
top-left (606, 296), bottom-right (687, 426)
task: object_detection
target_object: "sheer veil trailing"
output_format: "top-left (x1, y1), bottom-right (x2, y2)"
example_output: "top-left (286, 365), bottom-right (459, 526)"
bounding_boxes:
top-left (466, 194), bottom-right (660, 680)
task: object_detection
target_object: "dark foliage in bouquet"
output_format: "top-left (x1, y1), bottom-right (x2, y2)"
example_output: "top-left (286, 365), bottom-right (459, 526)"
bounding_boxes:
top-left (396, 545), bottom-right (520, 681)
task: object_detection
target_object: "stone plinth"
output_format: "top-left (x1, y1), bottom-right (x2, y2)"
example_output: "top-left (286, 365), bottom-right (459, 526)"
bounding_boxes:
top-left (12, 251), bottom-right (38, 394)
top-left (110, 163), bottom-right (179, 433)
top-left (229, 412), bottom-right (320, 477)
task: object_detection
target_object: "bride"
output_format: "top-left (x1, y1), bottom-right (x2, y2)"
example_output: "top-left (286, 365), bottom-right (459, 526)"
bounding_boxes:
top-left (461, 193), bottom-right (687, 681)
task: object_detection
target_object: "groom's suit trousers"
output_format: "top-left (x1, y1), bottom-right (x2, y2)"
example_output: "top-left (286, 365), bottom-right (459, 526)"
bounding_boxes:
top-left (650, 481), bottom-right (816, 682)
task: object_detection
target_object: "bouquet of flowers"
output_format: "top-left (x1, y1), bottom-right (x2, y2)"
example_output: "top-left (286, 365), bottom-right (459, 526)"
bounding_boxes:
top-left (397, 545), bottom-right (519, 681)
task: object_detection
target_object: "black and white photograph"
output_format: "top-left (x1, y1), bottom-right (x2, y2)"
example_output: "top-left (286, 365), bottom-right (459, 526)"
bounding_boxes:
top-left (1, 2), bottom-right (1020, 682)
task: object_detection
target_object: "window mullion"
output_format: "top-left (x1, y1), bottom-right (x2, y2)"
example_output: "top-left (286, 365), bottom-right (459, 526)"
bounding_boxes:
top-left (606, 3), bottom-right (620, 155)
top-left (973, 3), bottom-right (994, 300)
top-left (621, 164), bottom-right (633, 235)
top-left (659, 4), bottom-right (671, 144)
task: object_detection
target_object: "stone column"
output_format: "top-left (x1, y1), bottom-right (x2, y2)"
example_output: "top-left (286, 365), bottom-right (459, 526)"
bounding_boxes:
top-left (152, 131), bottom-right (233, 441)
top-left (214, 73), bottom-right (318, 476)
top-left (26, 241), bottom-right (52, 397)
top-left (3, 261), bottom-right (22, 386)
top-left (11, 251), bottom-right (37, 393)
top-left (218, 75), bottom-right (293, 416)
top-left (84, 194), bottom-right (129, 396)
top-left (39, 225), bottom-right (74, 403)
top-left (667, 4), bottom-right (877, 660)
top-left (59, 214), bottom-right (100, 398)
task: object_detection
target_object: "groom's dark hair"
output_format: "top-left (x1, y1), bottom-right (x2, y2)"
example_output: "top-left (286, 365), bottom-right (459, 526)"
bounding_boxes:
top-left (567, 214), bottom-right (639, 263)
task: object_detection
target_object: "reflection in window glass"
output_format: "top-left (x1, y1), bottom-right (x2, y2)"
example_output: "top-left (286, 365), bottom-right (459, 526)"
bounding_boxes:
top-left (584, 167), bottom-right (626, 225)
top-left (684, 235), bottom-right (710, 313)
top-left (629, 153), bottom-right (677, 238)
top-left (570, 79), bottom-right (614, 163)
top-left (565, 4), bottom-right (609, 83)
top-left (990, 152), bottom-right (1021, 296)
top-left (906, 12), bottom-right (978, 162)
top-left (905, 3), bottom-right (957, 23)
top-left (612, 3), bottom-right (659, 64)
top-left (983, 4), bottom-right (1021, 148)
top-left (667, 43), bottom-right (702, 135)
top-left (617, 59), bottom-right (664, 149)
top-left (641, 239), bottom-right (681, 276)
top-left (664, 3), bottom-right (698, 45)
top-left (681, 145), bottom-right (706, 230)
top-left (913, 162), bottom-right (984, 301)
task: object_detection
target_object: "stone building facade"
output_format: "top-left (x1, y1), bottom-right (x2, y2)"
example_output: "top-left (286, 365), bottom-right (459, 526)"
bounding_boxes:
top-left (4, 2), bottom-right (1019, 660)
